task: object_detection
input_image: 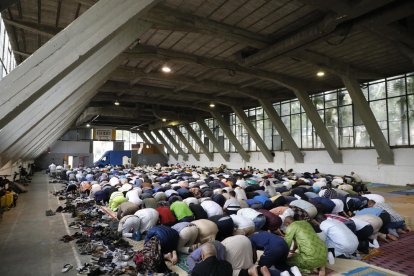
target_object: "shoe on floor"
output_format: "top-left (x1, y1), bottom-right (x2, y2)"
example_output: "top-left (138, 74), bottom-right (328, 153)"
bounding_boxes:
top-left (290, 266), bottom-right (302, 276)
top-left (328, 251), bottom-right (335, 265)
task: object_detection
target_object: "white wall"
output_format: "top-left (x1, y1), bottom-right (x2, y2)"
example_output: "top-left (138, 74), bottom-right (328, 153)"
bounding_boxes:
top-left (50, 140), bottom-right (90, 153)
top-left (169, 148), bottom-right (414, 186)
top-left (35, 140), bottom-right (93, 169)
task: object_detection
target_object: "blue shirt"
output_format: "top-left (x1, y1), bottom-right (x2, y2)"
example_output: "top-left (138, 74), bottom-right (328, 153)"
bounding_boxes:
top-left (354, 207), bottom-right (382, 216)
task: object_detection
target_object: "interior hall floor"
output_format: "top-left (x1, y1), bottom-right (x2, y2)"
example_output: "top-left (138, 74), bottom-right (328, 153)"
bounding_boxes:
top-left (0, 173), bottom-right (413, 276)
top-left (0, 173), bottom-right (89, 276)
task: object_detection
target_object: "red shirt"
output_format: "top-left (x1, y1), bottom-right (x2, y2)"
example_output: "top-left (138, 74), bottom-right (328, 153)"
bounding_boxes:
top-left (156, 206), bottom-right (177, 225)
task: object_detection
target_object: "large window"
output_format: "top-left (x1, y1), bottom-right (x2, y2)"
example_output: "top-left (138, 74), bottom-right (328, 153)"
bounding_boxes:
top-left (0, 14), bottom-right (17, 79)
top-left (181, 73), bottom-right (414, 153)
top-left (115, 130), bottom-right (142, 150)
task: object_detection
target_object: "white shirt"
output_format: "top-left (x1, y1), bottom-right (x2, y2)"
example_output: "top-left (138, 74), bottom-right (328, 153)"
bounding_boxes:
top-left (230, 214), bottom-right (254, 229)
top-left (320, 218), bottom-right (359, 257)
top-left (183, 197), bottom-right (199, 206)
top-left (49, 163), bottom-right (56, 172)
top-left (331, 199), bottom-right (344, 214)
top-left (200, 200), bottom-right (223, 217)
top-left (126, 189), bottom-right (142, 206)
top-left (362, 194), bottom-right (385, 203)
top-left (237, 208), bottom-right (261, 220)
top-left (350, 216), bottom-right (370, 231)
top-left (222, 235), bottom-right (254, 276)
top-left (134, 208), bottom-right (159, 233)
top-left (234, 188), bottom-right (247, 200)
top-left (236, 180), bottom-right (247, 189)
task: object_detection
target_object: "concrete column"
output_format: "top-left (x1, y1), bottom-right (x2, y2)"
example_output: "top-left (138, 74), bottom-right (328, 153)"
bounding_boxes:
top-left (159, 127), bottom-right (190, 161)
top-left (184, 123), bottom-right (215, 161)
top-left (231, 105), bottom-right (274, 162)
top-left (342, 76), bottom-right (394, 164)
top-left (259, 99), bottom-right (304, 163)
top-left (161, 127), bottom-right (192, 161)
top-left (293, 89), bottom-right (342, 163)
top-left (195, 120), bottom-right (230, 162)
top-left (0, 12), bottom-right (154, 155)
top-left (137, 131), bottom-right (169, 160)
top-left (152, 129), bottom-right (179, 160)
top-left (143, 130), bottom-right (175, 161)
top-left (3, 57), bottom-right (123, 160)
top-left (167, 127), bottom-right (199, 161)
top-left (0, 0), bottom-right (158, 129)
top-left (210, 110), bottom-right (250, 162)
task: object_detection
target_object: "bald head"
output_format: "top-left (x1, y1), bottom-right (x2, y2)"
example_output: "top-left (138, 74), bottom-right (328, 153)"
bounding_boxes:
top-left (201, 242), bottom-right (217, 260)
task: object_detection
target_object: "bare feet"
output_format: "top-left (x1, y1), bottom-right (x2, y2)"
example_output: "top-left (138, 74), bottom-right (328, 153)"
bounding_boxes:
top-left (260, 266), bottom-right (271, 276)
top-left (164, 252), bottom-right (172, 262)
top-left (319, 266), bottom-right (326, 276)
top-left (171, 250), bottom-right (178, 265)
top-left (386, 234), bottom-right (398, 241)
top-left (397, 228), bottom-right (406, 235)
top-left (247, 265), bottom-right (259, 276)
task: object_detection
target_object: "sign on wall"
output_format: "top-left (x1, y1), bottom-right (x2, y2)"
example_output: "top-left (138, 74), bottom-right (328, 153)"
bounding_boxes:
top-left (93, 128), bottom-right (115, 141)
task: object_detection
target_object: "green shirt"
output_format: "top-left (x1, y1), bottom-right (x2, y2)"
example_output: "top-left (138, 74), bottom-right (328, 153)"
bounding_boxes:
top-left (170, 201), bottom-right (193, 220)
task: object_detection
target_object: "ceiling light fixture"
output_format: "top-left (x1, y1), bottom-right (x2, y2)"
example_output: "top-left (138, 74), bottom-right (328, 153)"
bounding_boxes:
top-left (209, 103), bottom-right (215, 108)
top-left (161, 65), bottom-right (171, 73)
top-left (86, 123), bottom-right (91, 128)
top-left (114, 100), bottom-right (120, 106)
top-left (316, 71), bottom-right (325, 77)
top-left (162, 118), bottom-right (167, 122)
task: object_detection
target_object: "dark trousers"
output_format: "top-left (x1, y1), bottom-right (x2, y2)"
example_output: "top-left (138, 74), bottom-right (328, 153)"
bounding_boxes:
top-left (356, 225), bottom-right (374, 254)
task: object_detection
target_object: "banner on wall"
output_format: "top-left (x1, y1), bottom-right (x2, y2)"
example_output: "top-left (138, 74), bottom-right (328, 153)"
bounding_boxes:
top-left (93, 128), bottom-right (115, 141)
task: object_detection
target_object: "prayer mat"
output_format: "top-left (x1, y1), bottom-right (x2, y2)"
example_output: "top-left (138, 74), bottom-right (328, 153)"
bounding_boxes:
top-left (342, 266), bottom-right (387, 276)
top-left (367, 183), bottom-right (389, 187)
top-left (389, 189), bottom-right (414, 195)
top-left (364, 232), bottom-right (414, 275)
top-left (175, 253), bottom-right (190, 273)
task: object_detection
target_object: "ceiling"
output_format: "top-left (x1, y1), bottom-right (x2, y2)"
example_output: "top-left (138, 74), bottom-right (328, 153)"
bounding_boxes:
top-left (2, 0), bottom-right (414, 130)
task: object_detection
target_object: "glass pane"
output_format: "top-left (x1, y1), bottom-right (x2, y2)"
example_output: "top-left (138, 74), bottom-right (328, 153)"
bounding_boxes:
top-left (291, 101), bottom-right (300, 114)
top-left (369, 82), bottom-right (386, 100)
top-left (408, 95), bottom-right (414, 145)
top-left (281, 102), bottom-right (290, 116)
top-left (338, 89), bottom-right (352, 105)
top-left (256, 107), bottom-right (263, 119)
top-left (355, 125), bottom-right (370, 147)
top-left (370, 100), bottom-right (387, 122)
top-left (339, 105), bottom-right (353, 127)
top-left (313, 95), bottom-right (324, 110)
top-left (388, 97), bottom-right (408, 145)
top-left (339, 127), bottom-right (354, 148)
top-left (387, 78), bottom-right (405, 98)
top-left (325, 92), bottom-right (337, 108)
top-left (301, 113), bottom-right (313, 148)
top-left (407, 75), bottom-right (414, 95)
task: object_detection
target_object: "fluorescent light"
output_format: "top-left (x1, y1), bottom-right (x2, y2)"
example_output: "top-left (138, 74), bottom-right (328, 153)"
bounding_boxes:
top-left (316, 71), bottom-right (325, 77)
top-left (209, 103), bottom-right (215, 108)
top-left (161, 65), bottom-right (171, 73)
top-left (114, 100), bottom-right (120, 106)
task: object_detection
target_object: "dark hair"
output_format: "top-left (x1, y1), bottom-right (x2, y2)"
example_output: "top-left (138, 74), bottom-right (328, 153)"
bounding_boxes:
top-left (229, 191), bottom-right (236, 197)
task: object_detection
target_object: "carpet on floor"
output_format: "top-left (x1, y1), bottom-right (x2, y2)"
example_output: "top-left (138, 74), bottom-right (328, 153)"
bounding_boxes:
top-left (389, 189), bottom-right (414, 195)
top-left (363, 232), bottom-right (414, 275)
top-left (342, 266), bottom-right (388, 276)
top-left (367, 183), bottom-right (390, 187)
top-left (176, 253), bottom-right (189, 273)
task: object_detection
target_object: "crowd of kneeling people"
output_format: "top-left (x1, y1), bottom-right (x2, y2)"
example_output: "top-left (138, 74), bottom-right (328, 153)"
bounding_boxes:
top-left (59, 164), bottom-right (411, 276)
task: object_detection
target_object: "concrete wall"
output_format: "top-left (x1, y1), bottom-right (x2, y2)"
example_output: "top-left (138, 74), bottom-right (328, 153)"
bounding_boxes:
top-left (35, 140), bottom-right (93, 169)
top-left (169, 148), bottom-right (414, 186)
